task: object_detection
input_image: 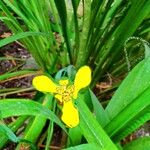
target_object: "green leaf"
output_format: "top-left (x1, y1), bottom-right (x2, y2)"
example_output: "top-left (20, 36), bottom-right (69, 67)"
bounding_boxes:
top-left (0, 124), bottom-right (19, 143)
top-left (105, 57), bottom-right (150, 140)
top-left (123, 137), bottom-right (150, 150)
top-left (0, 70), bottom-right (35, 81)
top-left (144, 43), bottom-right (150, 58)
top-left (0, 31), bottom-right (48, 48)
top-left (106, 57), bottom-right (150, 120)
top-left (0, 99), bottom-right (66, 133)
top-left (92, 0), bottom-right (150, 85)
top-left (75, 0), bottom-right (91, 67)
top-left (71, 0), bottom-right (80, 51)
top-left (54, 0), bottom-right (73, 62)
top-left (105, 88), bottom-right (150, 141)
top-left (21, 94), bottom-right (53, 143)
top-left (63, 143), bottom-right (99, 150)
top-left (89, 90), bottom-right (109, 127)
top-left (67, 126), bottom-right (82, 147)
top-left (76, 95), bottom-right (118, 150)
top-left (0, 116), bottom-right (27, 149)
top-left (16, 94), bottom-right (53, 149)
top-left (45, 101), bottom-right (56, 150)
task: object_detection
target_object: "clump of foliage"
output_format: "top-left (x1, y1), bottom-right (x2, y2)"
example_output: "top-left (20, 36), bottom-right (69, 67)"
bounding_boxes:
top-left (0, 0), bottom-right (150, 149)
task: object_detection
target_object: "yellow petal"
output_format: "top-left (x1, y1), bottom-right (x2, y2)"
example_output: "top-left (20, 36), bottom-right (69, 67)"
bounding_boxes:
top-left (55, 94), bottom-right (63, 103)
top-left (74, 66), bottom-right (91, 98)
top-left (32, 75), bottom-right (57, 93)
top-left (59, 79), bottom-right (69, 85)
top-left (61, 101), bottom-right (79, 128)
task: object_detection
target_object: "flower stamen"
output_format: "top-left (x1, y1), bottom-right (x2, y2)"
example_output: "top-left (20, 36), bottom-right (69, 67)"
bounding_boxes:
top-left (56, 84), bottom-right (75, 103)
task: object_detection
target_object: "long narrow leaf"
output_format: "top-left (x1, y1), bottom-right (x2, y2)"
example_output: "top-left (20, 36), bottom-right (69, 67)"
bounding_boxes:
top-left (123, 137), bottom-right (150, 150)
top-left (0, 99), bottom-right (66, 133)
top-left (63, 143), bottom-right (99, 150)
top-left (76, 95), bottom-right (118, 150)
top-left (0, 32), bottom-right (48, 48)
top-left (105, 57), bottom-right (150, 120)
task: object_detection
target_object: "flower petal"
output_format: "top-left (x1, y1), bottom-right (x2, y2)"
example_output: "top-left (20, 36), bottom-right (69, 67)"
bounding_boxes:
top-left (74, 66), bottom-right (91, 98)
top-left (61, 101), bottom-right (79, 128)
top-left (32, 75), bottom-right (57, 93)
top-left (59, 79), bottom-right (69, 85)
top-left (55, 94), bottom-right (63, 103)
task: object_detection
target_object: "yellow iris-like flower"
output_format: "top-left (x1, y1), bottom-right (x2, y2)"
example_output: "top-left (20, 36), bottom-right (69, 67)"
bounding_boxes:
top-left (32, 66), bottom-right (91, 128)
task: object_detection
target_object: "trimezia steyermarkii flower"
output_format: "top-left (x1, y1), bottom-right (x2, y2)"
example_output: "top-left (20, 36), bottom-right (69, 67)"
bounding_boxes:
top-left (32, 66), bottom-right (91, 128)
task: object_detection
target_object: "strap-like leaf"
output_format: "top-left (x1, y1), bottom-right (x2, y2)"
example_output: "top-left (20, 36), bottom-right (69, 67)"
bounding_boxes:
top-left (63, 143), bottom-right (99, 150)
top-left (0, 124), bottom-right (19, 143)
top-left (105, 57), bottom-right (150, 140)
top-left (76, 95), bottom-right (118, 150)
top-left (123, 137), bottom-right (150, 150)
top-left (0, 99), bottom-right (66, 133)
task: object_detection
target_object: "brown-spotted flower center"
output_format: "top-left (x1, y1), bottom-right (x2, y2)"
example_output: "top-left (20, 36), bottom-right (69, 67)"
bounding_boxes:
top-left (32, 66), bottom-right (91, 128)
top-left (54, 80), bottom-right (75, 104)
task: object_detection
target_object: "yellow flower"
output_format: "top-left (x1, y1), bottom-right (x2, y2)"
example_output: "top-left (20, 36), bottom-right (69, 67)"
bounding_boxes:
top-left (32, 66), bottom-right (91, 128)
